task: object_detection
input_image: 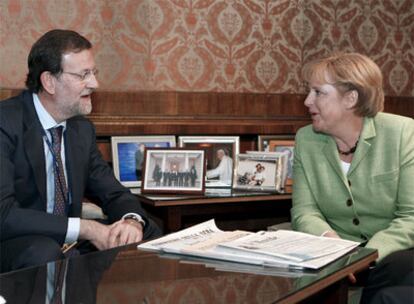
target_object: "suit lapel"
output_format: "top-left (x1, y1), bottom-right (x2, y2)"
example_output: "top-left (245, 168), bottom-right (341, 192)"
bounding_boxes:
top-left (348, 117), bottom-right (376, 176)
top-left (65, 119), bottom-right (83, 216)
top-left (22, 93), bottom-right (47, 207)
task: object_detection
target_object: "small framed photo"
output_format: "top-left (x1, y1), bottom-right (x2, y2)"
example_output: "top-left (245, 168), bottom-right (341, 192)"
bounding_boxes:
top-left (258, 135), bottom-right (295, 186)
top-left (233, 153), bottom-right (287, 192)
top-left (178, 136), bottom-right (239, 188)
top-left (141, 148), bottom-right (206, 194)
top-left (111, 136), bottom-right (176, 187)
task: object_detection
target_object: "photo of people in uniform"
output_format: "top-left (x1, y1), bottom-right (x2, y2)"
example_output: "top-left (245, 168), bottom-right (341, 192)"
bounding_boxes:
top-left (142, 149), bottom-right (205, 194)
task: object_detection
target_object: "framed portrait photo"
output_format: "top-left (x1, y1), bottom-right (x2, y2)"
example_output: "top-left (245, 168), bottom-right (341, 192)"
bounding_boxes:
top-left (258, 135), bottom-right (295, 186)
top-left (141, 148), bottom-right (206, 194)
top-left (233, 153), bottom-right (287, 193)
top-left (111, 136), bottom-right (176, 188)
top-left (178, 136), bottom-right (240, 188)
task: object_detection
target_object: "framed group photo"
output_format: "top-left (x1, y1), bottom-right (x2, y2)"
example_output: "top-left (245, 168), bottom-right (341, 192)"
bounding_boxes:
top-left (178, 136), bottom-right (240, 188)
top-left (258, 135), bottom-right (295, 186)
top-left (111, 136), bottom-right (176, 188)
top-left (141, 148), bottom-right (206, 194)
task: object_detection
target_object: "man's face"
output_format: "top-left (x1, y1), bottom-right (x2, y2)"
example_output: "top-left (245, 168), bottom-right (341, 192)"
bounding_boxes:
top-left (217, 150), bottom-right (224, 160)
top-left (53, 49), bottom-right (98, 120)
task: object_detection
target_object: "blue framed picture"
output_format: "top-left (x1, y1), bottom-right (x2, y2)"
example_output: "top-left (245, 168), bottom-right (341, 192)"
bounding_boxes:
top-left (111, 136), bottom-right (176, 187)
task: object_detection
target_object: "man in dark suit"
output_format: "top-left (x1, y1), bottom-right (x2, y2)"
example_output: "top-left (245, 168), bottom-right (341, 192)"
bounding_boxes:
top-left (0, 29), bottom-right (160, 273)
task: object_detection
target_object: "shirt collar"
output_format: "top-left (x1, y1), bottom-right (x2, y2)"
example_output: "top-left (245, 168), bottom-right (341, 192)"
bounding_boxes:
top-left (33, 93), bottom-right (66, 131)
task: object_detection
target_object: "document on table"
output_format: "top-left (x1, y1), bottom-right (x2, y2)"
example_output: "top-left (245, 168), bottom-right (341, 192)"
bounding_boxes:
top-left (138, 219), bottom-right (360, 270)
top-left (217, 229), bottom-right (359, 262)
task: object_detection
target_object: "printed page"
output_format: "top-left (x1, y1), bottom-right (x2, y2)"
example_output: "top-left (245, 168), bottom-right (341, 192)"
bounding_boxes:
top-left (138, 219), bottom-right (223, 252)
top-left (218, 230), bottom-right (359, 262)
top-left (138, 220), bottom-right (280, 266)
top-left (275, 246), bottom-right (359, 269)
top-left (139, 219), bottom-right (360, 270)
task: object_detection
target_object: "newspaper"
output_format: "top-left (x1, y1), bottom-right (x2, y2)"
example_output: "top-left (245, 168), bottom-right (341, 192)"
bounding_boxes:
top-left (138, 219), bottom-right (360, 270)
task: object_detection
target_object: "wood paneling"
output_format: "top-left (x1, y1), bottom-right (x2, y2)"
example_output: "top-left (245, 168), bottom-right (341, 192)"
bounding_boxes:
top-left (1, 89), bottom-right (413, 157)
top-left (88, 91), bottom-right (311, 136)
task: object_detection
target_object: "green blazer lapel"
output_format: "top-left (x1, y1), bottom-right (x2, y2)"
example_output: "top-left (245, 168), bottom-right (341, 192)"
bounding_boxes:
top-left (348, 117), bottom-right (376, 176)
top-left (323, 137), bottom-right (348, 186)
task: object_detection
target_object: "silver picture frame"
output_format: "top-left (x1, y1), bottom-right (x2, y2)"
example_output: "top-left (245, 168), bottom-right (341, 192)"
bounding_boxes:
top-left (178, 136), bottom-right (240, 188)
top-left (232, 152), bottom-right (288, 193)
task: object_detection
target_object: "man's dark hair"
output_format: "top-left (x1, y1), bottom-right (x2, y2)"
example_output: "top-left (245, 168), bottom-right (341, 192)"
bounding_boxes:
top-left (25, 29), bottom-right (92, 93)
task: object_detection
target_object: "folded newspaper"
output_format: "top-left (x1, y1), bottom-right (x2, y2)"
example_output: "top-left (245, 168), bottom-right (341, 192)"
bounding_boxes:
top-left (138, 219), bottom-right (360, 270)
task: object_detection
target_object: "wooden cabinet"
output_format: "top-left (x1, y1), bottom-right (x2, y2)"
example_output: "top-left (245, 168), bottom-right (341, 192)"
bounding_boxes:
top-left (135, 190), bottom-right (292, 233)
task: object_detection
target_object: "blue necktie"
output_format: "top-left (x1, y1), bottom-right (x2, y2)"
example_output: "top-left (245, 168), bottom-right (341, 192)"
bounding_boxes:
top-left (49, 126), bottom-right (67, 216)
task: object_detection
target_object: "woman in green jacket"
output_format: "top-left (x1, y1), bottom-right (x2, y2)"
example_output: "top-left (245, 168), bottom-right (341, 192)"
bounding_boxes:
top-left (291, 52), bottom-right (413, 304)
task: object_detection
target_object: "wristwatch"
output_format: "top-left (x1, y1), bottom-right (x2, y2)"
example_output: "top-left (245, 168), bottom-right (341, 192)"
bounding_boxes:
top-left (123, 214), bottom-right (145, 227)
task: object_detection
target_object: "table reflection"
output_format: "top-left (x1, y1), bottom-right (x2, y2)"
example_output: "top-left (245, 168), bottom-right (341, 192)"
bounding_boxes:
top-left (0, 245), bottom-right (376, 304)
top-left (0, 246), bottom-right (120, 303)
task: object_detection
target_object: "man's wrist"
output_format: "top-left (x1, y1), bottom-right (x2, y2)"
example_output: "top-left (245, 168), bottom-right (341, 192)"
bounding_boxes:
top-left (65, 217), bottom-right (80, 243)
top-left (122, 213), bottom-right (145, 227)
top-left (124, 219), bottom-right (144, 231)
top-left (79, 219), bottom-right (94, 240)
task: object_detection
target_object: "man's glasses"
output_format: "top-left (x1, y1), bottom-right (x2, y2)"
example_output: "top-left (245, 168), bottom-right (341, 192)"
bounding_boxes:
top-left (61, 68), bottom-right (99, 81)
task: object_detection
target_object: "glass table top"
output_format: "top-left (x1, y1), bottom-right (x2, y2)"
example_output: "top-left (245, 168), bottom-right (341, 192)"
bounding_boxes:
top-left (0, 244), bottom-right (376, 303)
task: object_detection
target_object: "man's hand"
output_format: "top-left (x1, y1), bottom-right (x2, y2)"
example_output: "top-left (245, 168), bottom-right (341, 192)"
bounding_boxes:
top-left (79, 219), bottom-right (112, 250)
top-left (108, 219), bottom-right (144, 248)
top-left (79, 219), bottom-right (143, 250)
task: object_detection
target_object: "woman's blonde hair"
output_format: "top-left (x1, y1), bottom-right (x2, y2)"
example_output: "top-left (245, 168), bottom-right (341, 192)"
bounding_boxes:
top-left (302, 52), bottom-right (384, 117)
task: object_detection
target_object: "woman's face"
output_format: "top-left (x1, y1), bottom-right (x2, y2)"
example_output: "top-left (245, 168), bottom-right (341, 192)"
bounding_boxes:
top-left (304, 79), bottom-right (349, 135)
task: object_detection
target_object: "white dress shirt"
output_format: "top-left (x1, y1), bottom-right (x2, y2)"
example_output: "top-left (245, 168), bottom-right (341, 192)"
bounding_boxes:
top-left (33, 94), bottom-right (80, 243)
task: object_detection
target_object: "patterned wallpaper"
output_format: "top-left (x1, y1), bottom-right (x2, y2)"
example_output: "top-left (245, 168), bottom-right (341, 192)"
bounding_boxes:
top-left (0, 0), bottom-right (413, 96)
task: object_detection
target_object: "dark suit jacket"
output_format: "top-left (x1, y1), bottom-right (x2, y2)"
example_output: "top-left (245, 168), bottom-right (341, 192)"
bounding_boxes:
top-left (0, 246), bottom-right (119, 303)
top-left (0, 90), bottom-right (152, 244)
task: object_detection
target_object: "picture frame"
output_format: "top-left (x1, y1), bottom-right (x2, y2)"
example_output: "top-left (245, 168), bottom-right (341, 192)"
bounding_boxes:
top-left (141, 148), bottom-right (206, 194)
top-left (178, 136), bottom-right (240, 188)
top-left (258, 135), bottom-right (295, 186)
top-left (111, 136), bottom-right (176, 188)
top-left (232, 153), bottom-right (287, 193)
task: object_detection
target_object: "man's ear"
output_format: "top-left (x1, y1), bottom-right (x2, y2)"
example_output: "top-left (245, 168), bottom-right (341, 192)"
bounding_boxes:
top-left (39, 71), bottom-right (56, 95)
top-left (345, 89), bottom-right (358, 109)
